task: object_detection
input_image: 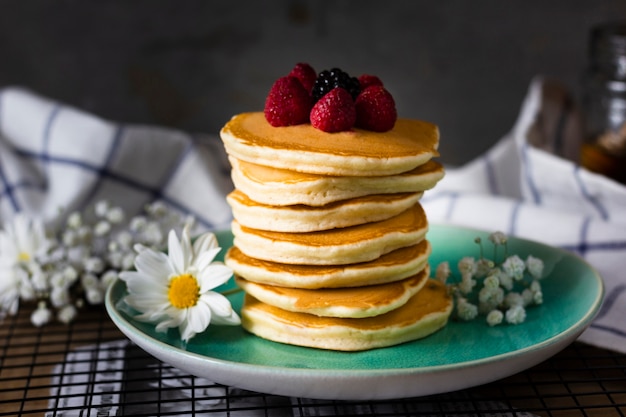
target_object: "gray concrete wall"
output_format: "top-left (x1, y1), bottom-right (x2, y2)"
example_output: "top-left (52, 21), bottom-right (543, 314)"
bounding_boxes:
top-left (1, 0), bottom-right (624, 165)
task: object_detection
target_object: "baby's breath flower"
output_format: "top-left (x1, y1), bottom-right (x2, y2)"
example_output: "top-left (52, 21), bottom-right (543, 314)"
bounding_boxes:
top-left (95, 200), bottom-right (111, 218)
top-left (130, 216), bottom-right (147, 232)
top-left (435, 261), bottom-right (451, 284)
top-left (475, 258), bottom-right (494, 278)
top-left (62, 230), bottom-right (78, 246)
top-left (495, 268), bottom-right (514, 291)
top-left (142, 222), bottom-right (163, 245)
top-left (146, 201), bottom-right (168, 217)
top-left (57, 304), bottom-right (77, 324)
top-left (121, 253), bottom-right (135, 270)
top-left (486, 309), bottom-right (504, 326)
top-left (456, 297), bottom-right (478, 321)
top-left (116, 230), bottom-right (133, 249)
top-left (483, 274), bottom-right (499, 290)
top-left (50, 287), bottom-right (70, 308)
top-left (504, 292), bottom-right (524, 308)
top-left (530, 280), bottom-right (543, 304)
top-left (94, 220), bottom-right (111, 237)
top-left (458, 273), bottom-right (476, 294)
top-left (505, 305), bottom-right (526, 324)
top-left (436, 231), bottom-right (548, 327)
top-left (478, 286), bottom-right (504, 314)
top-left (76, 225), bottom-right (92, 242)
top-left (106, 206), bottom-right (125, 224)
top-left (521, 288), bottom-right (534, 306)
top-left (86, 288), bottom-right (104, 305)
top-left (101, 270), bottom-right (118, 288)
top-left (526, 255), bottom-right (544, 280)
top-left (81, 273), bottom-right (100, 290)
top-left (84, 256), bottom-right (105, 274)
top-left (458, 256), bottom-right (477, 276)
top-left (502, 255), bottom-right (525, 281)
top-left (489, 231), bottom-right (507, 246)
top-left (31, 301), bottom-right (52, 327)
top-left (67, 212), bottom-right (82, 229)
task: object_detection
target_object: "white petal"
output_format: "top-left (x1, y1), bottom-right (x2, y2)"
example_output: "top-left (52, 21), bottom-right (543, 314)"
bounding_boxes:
top-left (197, 264), bottom-right (233, 292)
top-left (194, 248), bottom-right (222, 272)
top-left (134, 249), bottom-right (172, 280)
top-left (199, 291), bottom-right (233, 317)
top-left (168, 229), bottom-right (185, 275)
top-left (192, 232), bottom-right (218, 259)
top-left (181, 224), bottom-right (193, 265)
top-left (187, 302), bottom-right (212, 333)
top-left (210, 309), bottom-right (241, 326)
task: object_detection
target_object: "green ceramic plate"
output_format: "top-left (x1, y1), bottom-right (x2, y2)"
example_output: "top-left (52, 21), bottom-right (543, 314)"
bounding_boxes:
top-left (105, 224), bottom-right (604, 400)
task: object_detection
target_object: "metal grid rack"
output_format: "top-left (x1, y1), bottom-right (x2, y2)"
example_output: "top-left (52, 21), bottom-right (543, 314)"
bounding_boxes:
top-left (1, 304), bottom-right (625, 417)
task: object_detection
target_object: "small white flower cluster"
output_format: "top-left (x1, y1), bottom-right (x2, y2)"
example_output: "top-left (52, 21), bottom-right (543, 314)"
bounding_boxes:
top-left (0, 201), bottom-right (193, 327)
top-left (434, 231), bottom-right (545, 326)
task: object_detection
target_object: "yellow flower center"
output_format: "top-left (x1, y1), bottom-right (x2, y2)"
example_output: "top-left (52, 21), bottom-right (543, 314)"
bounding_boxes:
top-left (18, 252), bottom-right (30, 262)
top-left (168, 274), bottom-right (200, 309)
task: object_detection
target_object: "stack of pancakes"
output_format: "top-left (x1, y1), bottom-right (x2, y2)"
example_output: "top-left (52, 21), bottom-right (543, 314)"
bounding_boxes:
top-left (220, 112), bottom-right (452, 351)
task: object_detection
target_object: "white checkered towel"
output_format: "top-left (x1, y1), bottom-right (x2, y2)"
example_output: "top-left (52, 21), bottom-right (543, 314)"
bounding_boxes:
top-left (422, 76), bottom-right (626, 353)
top-left (1, 80), bottom-right (625, 353)
top-left (0, 86), bottom-right (233, 231)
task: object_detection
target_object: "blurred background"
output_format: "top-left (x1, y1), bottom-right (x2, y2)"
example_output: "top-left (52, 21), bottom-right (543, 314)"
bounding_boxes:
top-left (1, 0), bottom-right (624, 166)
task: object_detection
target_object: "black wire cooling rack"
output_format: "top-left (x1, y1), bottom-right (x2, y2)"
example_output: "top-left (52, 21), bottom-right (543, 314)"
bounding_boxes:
top-left (1, 304), bottom-right (625, 417)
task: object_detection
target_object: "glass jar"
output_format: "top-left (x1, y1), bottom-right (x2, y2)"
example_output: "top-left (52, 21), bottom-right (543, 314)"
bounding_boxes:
top-left (580, 21), bottom-right (626, 185)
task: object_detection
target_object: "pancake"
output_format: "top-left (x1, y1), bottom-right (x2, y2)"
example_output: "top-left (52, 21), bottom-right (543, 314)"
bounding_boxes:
top-left (231, 203), bottom-right (428, 265)
top-left (225, 240), bottom-right (431, 289)
top-left (227, 189), bottom-right (423, 232)
top-left (240, 280), bottom-right (453, 351)
top-left (235, 267), bottom-right (430, 318)
top-left (220, 112), bottom-right (440, 177)
top-left (229, 157), bottom-right (444, 207)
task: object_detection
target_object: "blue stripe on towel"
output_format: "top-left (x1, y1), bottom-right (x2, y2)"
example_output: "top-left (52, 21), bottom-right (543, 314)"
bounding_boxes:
top-left (76, 124), bottom-right (125, 212)
top-left (573, 165), bottom-right (609, 220)
top-left (590, 323), bottom-right (626, 338)
top-left (520, 143), bottom-right (542, 204)
top-left (483, 153), bottom-right (499, 195)
top-left (508, 201), bottom-right (521, 236)
top-left (0, 91), bottom-right (19, 212)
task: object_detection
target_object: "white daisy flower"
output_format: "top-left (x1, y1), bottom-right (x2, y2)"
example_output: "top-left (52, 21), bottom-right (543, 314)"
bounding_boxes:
top-left (119, 225), bottom-right (240, 342)
top-left (0, 214), bottom-right (50, 314)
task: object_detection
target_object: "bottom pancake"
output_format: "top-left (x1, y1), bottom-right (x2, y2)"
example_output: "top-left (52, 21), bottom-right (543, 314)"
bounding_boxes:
top-left (241, 280), bottom-right (452, 351)
top-left (235, 266), bottom-right (429, 318)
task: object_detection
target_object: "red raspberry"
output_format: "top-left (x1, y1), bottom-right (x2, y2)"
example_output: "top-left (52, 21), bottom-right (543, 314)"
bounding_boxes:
top-left (288, 62), bottom-right (317, 94)
top-left (310, 87), bottom-right (356, 132)
top-left (264, 76), bottom-right (312, 127)
top-left (358, 74), bottom-right (384, 90)
top-left (355, 86), bottom-right (397, 132)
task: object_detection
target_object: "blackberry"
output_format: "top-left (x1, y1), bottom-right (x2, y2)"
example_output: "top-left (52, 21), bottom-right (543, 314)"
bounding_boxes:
top-left (312, 68), bottom-right (361, 102)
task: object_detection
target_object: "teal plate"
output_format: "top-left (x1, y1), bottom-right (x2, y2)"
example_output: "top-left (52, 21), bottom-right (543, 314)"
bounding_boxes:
top-left (105, 224), bottom-right (604, 400)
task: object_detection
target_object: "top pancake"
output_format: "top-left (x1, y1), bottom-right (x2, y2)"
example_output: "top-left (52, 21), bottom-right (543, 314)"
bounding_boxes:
top-left (220, 112), bottom-right (440, 176)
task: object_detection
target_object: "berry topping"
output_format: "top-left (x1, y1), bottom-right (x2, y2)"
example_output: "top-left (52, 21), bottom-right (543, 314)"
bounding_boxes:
top-left (355, 85), bottom-right (397, 132)
top-left (288, 62), bottom-right (317, 94)
top-left (312, 68), bottom-right (361, 102)
top-left (310, 88), bottom-right (356, 133)
top-left (264, 76), bottom-right (312, 127)
top-left (358, 74), bottom-right (384, 90)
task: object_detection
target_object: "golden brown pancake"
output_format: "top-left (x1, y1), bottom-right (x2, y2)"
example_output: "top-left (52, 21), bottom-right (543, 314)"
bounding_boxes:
top-left (231, 203), bottom-right (428, 265)
top-left (227, 190), bottom-right (423, 232)
top-left (225, 240), bottom-right (431, 289)
top-left (235, 267), bottom-right (430, 318)
top-left (229, 157), bottom-right (444, 206)
top-left (220, 112), bottom-right (440, 177)
top-left (240, 280), bottom-right (453, 351)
